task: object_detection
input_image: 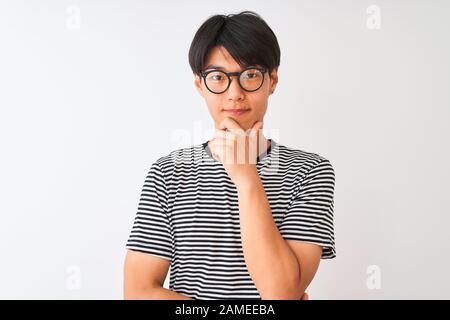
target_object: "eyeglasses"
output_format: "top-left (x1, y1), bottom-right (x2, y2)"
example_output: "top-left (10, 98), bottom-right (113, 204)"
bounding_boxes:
top-left (200, 67), bottom-right (268, 94)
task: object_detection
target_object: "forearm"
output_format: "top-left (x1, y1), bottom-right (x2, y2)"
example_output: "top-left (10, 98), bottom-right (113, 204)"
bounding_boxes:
top-left (236, 174), bottom-right (302, 299)
top-left (125, 286), bottom-right (194, 300)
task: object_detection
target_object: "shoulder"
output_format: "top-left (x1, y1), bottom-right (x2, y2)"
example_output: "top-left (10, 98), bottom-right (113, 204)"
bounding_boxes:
top-left (275, 142), bottom-right (335, 180)
top-left (149, 142), bottom-right (203, 178)
top-left (276, 142), bottom-right (333, 168)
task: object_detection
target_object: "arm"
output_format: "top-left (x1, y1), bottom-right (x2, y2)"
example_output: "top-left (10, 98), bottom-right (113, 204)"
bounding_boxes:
top-left (236, 173), bottom-right (322, 300)
top-left (210, 118), bottom-right (329, 299)
top-left (123, 249), bottom-right (193, 300)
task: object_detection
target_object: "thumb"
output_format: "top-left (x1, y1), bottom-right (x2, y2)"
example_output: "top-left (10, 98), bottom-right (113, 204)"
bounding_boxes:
top-left (249, 121), bottom-right (263, 140)
top-left (251, 121), bottom-right (263, 134)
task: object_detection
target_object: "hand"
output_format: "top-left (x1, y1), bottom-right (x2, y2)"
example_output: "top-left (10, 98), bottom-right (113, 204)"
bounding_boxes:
top-left (208, 117), bottom-right (264, 187)
top-left (300, 292), bottom-right (309, 300)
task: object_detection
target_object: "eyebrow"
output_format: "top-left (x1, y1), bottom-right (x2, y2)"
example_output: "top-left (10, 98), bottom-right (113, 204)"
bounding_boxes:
top-left (203, 64), bottom-right (260, 71)
top-left (204, 64), bottom-right (225, 70)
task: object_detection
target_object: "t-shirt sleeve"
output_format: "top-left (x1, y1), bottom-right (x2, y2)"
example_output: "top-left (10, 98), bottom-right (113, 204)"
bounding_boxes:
top-left (125, 161), bottom-right (173, 262)
top-left (278, 157), bottom-right (336, 259)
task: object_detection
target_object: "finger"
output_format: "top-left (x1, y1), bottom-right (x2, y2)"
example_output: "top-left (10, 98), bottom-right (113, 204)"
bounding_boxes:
top-left (211, 137), bottom-right (235, 147)
top-left (213, 129), bottom-right (227, 140)
top-left (218, 117), bottom-right (245, 136)
top-left (249, 121), bottom-right (263, 139)
top-left (209, 140), bottom-right (224, 161)
top-left (249, 121), bottom-right (263, 159)
top-left (254, 120), bottom-right (263, 130)
top-left (209, 139), bottom-right (234, 162)
top-left (214, 129), bottom-right (237, 142)
top-left (240, 122), bottom-right (256, 165)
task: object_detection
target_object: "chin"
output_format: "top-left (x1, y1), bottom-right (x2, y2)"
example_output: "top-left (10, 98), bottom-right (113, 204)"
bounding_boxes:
top-left (239, 121), bottom-right (254, 132)
top-left (215, 115), bottom-right (256, 132)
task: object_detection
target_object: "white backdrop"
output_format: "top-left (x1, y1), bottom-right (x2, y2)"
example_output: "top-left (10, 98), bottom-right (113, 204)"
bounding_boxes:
top-left (1, 0), bottom-right (449, 299)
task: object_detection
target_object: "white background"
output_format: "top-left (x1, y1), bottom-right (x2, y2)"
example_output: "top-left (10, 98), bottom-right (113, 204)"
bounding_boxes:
top-left (1, 0), bottom-right (449, 299)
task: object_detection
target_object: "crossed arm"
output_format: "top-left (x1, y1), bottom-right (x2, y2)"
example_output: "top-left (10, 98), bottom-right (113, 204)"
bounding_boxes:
top-left (236, 173), bottom-right (322, 299)
top-left (124, 250), bottom-right (192, 300)
top-left (124, 175), bottom-right (322, 300)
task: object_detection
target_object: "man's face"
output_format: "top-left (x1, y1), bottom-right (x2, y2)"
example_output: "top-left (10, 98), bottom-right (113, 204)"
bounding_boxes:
top-left (194, 46), bottom-right (278, 131)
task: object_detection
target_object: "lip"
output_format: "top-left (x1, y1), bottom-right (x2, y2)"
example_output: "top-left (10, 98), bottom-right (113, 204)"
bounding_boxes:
top-left (224, 109), bottom-right (250, 116)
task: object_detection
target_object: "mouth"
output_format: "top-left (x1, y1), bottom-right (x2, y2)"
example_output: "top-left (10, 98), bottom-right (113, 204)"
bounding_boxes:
top-left (224, 109), bottom-right (250, 117)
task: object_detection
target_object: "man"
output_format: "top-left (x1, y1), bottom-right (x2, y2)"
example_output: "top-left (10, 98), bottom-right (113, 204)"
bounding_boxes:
top-left (124, 11), bottom-right (336, 300)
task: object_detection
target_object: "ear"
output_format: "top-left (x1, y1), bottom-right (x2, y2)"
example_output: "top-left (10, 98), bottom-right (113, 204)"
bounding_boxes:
top-left (269, 67), bottom-right (278, 95)
top-left (194, 73), bottom-right (205, 97)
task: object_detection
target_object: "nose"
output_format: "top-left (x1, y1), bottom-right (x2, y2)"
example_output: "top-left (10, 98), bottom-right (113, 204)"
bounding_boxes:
top-left (226, 75), bottom-right (245, 101)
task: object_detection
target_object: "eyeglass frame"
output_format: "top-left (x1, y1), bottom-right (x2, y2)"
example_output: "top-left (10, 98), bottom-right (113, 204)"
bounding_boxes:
top-left (200, 66), bottom-right (268, 94)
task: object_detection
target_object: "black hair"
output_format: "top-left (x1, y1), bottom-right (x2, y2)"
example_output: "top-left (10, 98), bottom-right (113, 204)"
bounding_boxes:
top-left (188, 11), bottom-right (280, 76)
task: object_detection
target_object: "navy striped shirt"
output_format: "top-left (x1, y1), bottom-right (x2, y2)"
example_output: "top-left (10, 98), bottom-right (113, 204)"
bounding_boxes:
top-left (126, 139), bottom-right (336, 299)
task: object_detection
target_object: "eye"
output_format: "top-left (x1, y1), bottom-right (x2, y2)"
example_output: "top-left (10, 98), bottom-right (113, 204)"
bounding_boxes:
top-left (206, 71), bottom-right (227, 82)
top-left (211, 74), bottom-right (224, 81)
top-left (242, 69), bottom-right (262, 80)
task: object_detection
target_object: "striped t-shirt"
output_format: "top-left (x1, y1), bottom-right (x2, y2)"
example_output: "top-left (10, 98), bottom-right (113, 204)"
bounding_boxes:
top-left (126, 139), bottom-right (336, 300)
